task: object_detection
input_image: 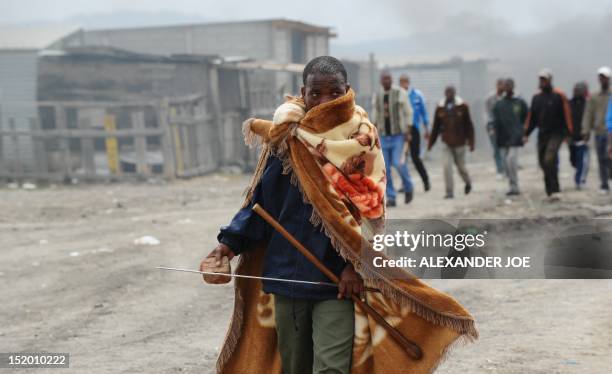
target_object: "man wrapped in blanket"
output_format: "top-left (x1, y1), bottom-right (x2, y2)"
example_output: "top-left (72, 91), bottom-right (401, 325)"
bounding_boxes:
top-left (201, 56), bottom-right (476, 374)
top-left (205, 56), bottom-right (369, 374)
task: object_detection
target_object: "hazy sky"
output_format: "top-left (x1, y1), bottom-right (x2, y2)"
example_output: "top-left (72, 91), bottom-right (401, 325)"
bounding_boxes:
top-left (3, 0), bottom-right (612, 44)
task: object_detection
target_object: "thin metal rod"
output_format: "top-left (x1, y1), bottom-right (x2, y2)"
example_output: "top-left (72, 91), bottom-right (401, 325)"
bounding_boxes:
top-left (156, 266), bottom-right (338, 287)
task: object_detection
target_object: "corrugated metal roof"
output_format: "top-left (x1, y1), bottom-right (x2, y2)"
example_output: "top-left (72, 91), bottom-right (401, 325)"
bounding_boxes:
top-left (42, 46), bottom-right (220, 64)
top-left (0, 25), bottom-right (79, 50)
top-left (231, 60), bottom-right (305, 73)
top-left (80, 18), bottom-right (333, 36)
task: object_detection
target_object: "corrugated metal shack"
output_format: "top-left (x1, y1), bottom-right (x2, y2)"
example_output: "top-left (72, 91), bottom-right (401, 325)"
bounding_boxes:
top-left (0, 19), bottom-right (334, 181)
top-left (27, 47), bottom-right (302, 180)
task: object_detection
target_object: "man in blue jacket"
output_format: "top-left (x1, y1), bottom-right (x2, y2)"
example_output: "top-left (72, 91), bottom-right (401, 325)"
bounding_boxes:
top-left (607, 96), bottom-right (612, 159)
top-left (399, 74), bottom-right (431, 191)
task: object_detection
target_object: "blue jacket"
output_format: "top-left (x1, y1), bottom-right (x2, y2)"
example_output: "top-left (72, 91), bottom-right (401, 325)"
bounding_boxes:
top-left (607, 97), bottom-right (612, 133)
top-left (408, 88), bottom-right (429, 131)
top-left (218, 156), bottom-right (347, 300)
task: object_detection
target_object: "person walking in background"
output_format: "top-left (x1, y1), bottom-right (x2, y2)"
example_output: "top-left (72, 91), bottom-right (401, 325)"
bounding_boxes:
top-left (568, 82), bottom-right (590, 189)
top-left (581, 66), bottom-right (611, 194)
top-left (399, 74), bottom-right (431, 191)
top-left (524, 69), bottom-right (573, 200)
top-left (372, 71), bottom-right (414, 207)
top-left (428, 86), bottom-right (475, 199)
top-left (493, 78), bottom-right (528, 196)
top-left (485, 79), bottom-right (506, 178)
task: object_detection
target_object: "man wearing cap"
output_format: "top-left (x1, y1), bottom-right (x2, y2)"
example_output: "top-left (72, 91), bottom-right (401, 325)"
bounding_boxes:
top-left (524, 69), bottom-right (573, 199)
top-left (582, 66), bottom-right (611, 194)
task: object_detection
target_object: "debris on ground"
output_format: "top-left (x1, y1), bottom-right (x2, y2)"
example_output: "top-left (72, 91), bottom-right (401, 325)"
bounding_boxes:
top-left (134, 236), bottom-right (161, 246)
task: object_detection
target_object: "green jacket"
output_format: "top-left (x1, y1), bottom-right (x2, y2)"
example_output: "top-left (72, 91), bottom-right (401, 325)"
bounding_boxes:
top-left (493, 95), bottom-right (529, 147)
top-left (582, 90), bottom-right (611, 136)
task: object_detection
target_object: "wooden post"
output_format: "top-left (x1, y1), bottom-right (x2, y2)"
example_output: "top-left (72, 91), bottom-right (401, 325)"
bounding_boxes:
top-left (30, 117), bottom-right (48, 175)
top-left (157, 99), bottom-right (176, 179)
top-left (180, 120), bottom-right (193, 170)
top-left (54, 106), bottom-right (71, 177)
top-left (194, 98), bottom-right (208, 170)
top-left (131, 110), bottom-right (148, 175)
top-left (103, 113), bottom-right (120, 175)
top-left (8, 118), bottom-right (23, 175)
top-left (208, 67), bottom-right (223, 168)
top-left (169, 107), bottom-right (184, 176)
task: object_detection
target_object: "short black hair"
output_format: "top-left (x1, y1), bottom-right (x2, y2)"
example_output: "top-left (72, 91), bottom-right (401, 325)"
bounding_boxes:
top-left (302, 56), bottom-right (347, 85)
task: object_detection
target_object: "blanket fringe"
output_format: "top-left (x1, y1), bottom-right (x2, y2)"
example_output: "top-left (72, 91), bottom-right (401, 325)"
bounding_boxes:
top-left (430, 329), bottom-right (477, 373)
top-left (242, 118), bottom-right (260, 148)
top-left (216, 255), bottom-right (247, 372)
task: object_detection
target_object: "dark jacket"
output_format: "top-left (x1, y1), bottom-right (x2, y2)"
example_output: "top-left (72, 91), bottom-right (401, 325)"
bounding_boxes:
top-left (569, 96), bottom-right (587, 141)
top-left (218, 156), bottom-right (347, 300)
top-left (428, 97), bottom-right (475, 149)
top-left (525, 87), bottom-right (573, 138)
top-left (493, 95), bottom-right (529, 147)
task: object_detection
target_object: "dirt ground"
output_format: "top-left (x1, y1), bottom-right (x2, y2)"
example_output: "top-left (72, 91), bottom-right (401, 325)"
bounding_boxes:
top-left (1, 149), bottom-right (611, 374)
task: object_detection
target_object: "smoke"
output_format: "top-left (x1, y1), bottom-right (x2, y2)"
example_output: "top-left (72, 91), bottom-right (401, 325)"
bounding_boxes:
top-left (333, 7), bottom-right (612, 97)
top-left (488, 12), bottom-right (612, 96)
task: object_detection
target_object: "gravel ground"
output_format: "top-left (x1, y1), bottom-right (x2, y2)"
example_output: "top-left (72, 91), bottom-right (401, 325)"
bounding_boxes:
top-left (1, 151), bottom-right (611, 373)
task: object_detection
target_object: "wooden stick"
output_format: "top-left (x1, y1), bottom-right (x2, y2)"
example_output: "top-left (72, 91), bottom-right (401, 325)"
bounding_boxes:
top-left (252, 203), bottom-right (423, 360)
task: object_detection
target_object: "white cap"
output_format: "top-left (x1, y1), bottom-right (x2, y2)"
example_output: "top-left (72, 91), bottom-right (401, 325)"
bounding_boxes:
top-left (538, 68), bottom-right (553, 80)
top-left (598, 66), bottom-right (611, 78)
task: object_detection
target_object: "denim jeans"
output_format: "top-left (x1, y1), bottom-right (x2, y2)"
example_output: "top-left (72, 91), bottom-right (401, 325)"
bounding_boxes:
top-left (381, 134), bottom-right (413, 201)
top-left (569, 143), bottom-right (589, 187)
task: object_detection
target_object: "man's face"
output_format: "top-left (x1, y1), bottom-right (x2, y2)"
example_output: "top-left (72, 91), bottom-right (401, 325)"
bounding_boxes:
top-left (381, 74), bottom-right (392, 90)
top-left (573, 83), bottom-right (587, 98)
top-left (399, 77), bottom-right (410, 90)
top-left (445, 87), bottom-right (456, 101)
top-left (599, 74), bottom-right (610, 90)
top-left (496, 80), bottom-right (505, 94)
top-left (505, 80), bottom-right (515, 96)
top-left (301, 72), bottom-right (349, 112)
top-left (539, 77), bottom-right (551, 90)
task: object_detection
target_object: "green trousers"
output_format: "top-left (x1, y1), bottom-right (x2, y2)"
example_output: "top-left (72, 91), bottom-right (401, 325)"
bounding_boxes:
top-left (274, 294), bottom-right (355, 374)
